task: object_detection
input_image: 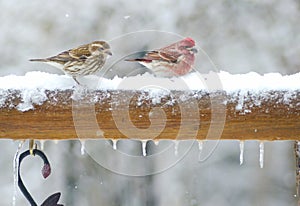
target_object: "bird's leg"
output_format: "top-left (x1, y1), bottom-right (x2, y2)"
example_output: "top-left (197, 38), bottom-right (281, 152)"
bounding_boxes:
top-left (73, 77), bottom-right (81, 85)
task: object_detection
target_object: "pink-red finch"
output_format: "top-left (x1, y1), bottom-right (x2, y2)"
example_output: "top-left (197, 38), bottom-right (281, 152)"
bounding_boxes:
top-left (30, 41), bottom-right (112, 84)
top-left (126, 37), bottom-right (197, 77)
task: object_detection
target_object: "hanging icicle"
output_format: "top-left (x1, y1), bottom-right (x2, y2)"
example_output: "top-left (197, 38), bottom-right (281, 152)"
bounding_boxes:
top-left (239, 141), bottom-right (245, 165)
top-left (40, 140), bottom-right (45, 151)
top-left (259, 141), bottom-right (264, 168)
top-left (12, 141), bottom-right (25, 206)
top-left (80, 140), bottom-right (85, 155)
top-left (154, 140), bottom-right (159, 146)
top-left (174, 140), bottom-right (179, 156)
top-left (141, 140), bottom-right (147, 157)
top-left (112, 139), bottom-right (117, 150)
top-left (197, 140), bottom-right (203, 162)
top-left (294, 141), bottom-right (300, 197)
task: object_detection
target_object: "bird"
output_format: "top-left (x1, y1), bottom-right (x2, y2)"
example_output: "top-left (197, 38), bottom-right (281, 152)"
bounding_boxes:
top-left (125, 37), bottom-right (198, 77)
top-left (30, 41), bottom-right (112, 84)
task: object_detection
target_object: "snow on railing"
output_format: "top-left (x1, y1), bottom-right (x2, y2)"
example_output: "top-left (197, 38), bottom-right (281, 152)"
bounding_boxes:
top-left (0, 71), bottom-right (299, 141)
top-left (0, 71), bottom-right (299, 112)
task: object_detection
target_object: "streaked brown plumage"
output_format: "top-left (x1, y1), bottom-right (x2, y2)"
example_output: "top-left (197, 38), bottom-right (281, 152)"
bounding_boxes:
top-left (30, 41), bottom-right (112, 84)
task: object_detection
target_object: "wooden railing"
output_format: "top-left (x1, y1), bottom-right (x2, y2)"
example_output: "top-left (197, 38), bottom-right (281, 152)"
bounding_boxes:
top-left (0, 89), bottom-right (299, 140)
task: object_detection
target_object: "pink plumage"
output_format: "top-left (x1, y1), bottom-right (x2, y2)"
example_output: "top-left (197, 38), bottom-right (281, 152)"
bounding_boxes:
top-left (126, 37), bottom-right (198, 77)
top-left (182, 37), bottom-right (195, 46)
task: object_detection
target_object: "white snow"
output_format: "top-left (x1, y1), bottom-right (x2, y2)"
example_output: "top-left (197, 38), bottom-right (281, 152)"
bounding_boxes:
top-left (0, 71), bottom-right (299, 91)
top-left (16, 89), bottom-right (48, 111)
top-left (0, 72), bottom-right (74, 90)
top-left (217, 71), bottom-right (300, 92)
top-left (0, 71), bottom-right (299, 112)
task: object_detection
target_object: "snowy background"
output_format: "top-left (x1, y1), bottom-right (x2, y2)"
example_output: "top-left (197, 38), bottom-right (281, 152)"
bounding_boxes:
top-left (1, 0), bottom-right (300, 76)
top-left (0, 0), bottom-right (299, 205)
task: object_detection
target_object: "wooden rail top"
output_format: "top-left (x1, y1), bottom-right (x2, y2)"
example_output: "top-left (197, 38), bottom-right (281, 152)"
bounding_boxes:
top-left (0, 89), bottom-right (299, 140)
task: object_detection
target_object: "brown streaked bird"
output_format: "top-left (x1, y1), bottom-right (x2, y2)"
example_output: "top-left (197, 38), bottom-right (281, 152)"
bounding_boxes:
top-left (30, 41), bottom-right (112, 84)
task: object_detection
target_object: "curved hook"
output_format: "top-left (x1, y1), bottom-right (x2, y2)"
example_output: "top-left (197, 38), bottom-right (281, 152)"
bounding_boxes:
top-left (18, 149), bottom-right (63, 206)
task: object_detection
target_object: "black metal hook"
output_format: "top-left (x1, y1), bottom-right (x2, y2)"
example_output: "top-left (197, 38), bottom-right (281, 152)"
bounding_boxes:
top-left (18, 149), bottom-right (63, 206)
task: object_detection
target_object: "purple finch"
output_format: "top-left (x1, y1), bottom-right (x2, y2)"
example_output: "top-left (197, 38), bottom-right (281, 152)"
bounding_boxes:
top-left (30, 41), bottom-right (112, 84)
top-left (126, 37), bottom-right (197, 77)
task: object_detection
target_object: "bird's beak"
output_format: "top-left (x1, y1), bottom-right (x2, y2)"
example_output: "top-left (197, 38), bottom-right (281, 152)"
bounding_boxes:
top-left (105, 50), bottom-right (113, 56)
top-left (189, 47), bottom-right (198, 54)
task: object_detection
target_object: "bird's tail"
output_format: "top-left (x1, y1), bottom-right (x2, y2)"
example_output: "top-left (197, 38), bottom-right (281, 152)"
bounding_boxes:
top-left (29, 58), bottom-right (48, 62)
top-left (125, 58), bottom-right (151, 63)
top-left (124, 58), bottom-right (137, 62)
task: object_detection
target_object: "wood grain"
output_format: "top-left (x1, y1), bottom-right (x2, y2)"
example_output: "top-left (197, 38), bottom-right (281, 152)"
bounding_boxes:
top-left (0, 90), bottom-right (299, 140)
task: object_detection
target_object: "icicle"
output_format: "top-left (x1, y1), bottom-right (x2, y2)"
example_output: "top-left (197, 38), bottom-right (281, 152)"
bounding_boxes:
top-left (174, 140), bottom-right (179, 156)
top-left (198, 140), bottom-right (203, 151)
top-left (259, 141), bottom-right (264, 168)
top-left (13, 141), bottom-right (25, 206)
top-left (197, 140), bottom-right (203, 161)
top-left (112, 139), bottom-right (117, 150)
top-left (141, 140), bottom-right (147, 156)
top-left (294, 141), bottom-right (300, 197)
top-left (40, 140), bottom-right (45, 151)
top-left (99, 176), bottom-right (103, 185)
top-left (80, 140), bottom-right (85, 155)
top-left (239, 141), bottom-right (245, 165)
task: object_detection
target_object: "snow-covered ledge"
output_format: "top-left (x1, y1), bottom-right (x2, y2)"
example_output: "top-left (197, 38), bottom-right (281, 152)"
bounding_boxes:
top-left (0, 71), bottom-right (299, 140)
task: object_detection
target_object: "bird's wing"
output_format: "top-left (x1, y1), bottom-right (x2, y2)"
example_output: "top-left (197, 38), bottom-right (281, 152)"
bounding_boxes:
top-left (145, 51), bottom-right (180, 63)
top-left (68, 45), bottom-right (91, 60)
top-left (46, 47), bottom-right (90, 64)
top-left (45, 51), bottom-right (74, 64)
